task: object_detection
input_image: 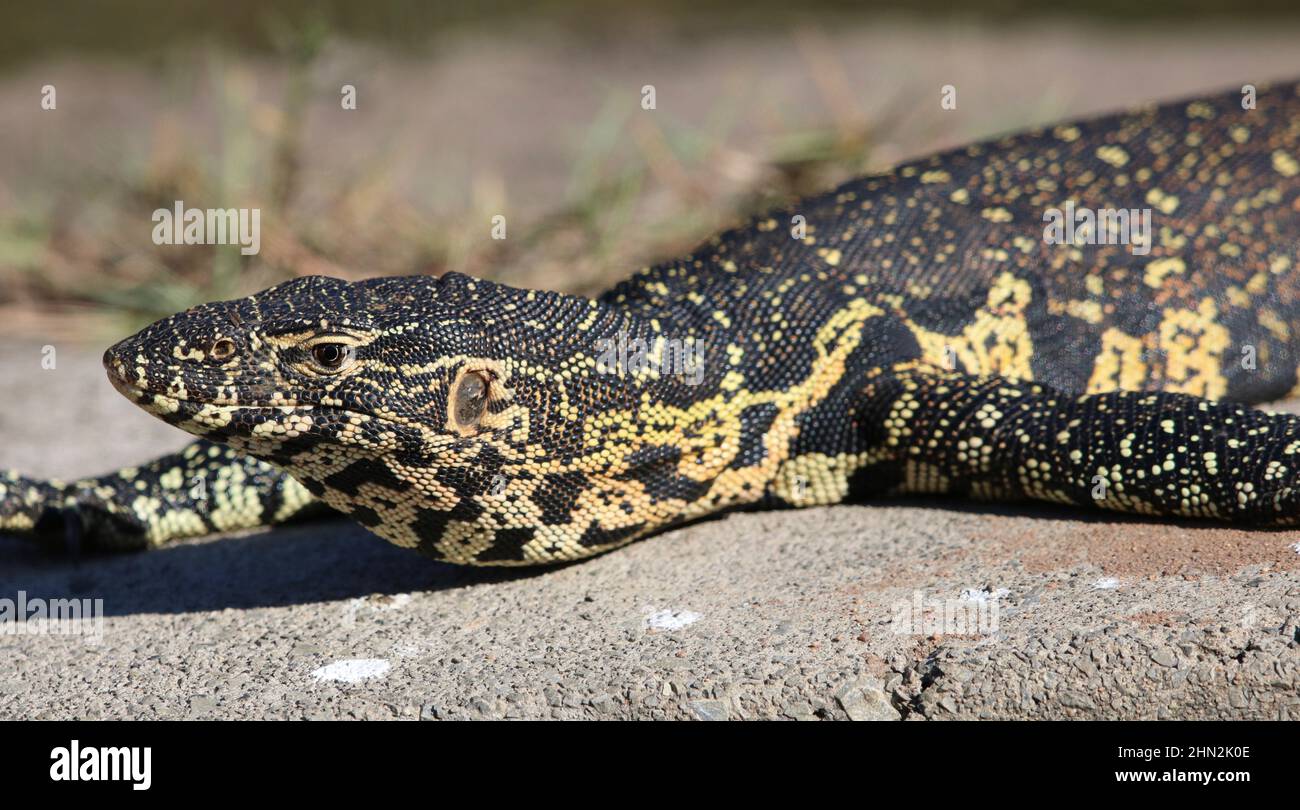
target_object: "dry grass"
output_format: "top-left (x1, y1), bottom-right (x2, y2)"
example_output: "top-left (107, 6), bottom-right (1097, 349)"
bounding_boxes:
top-left (4, 13), bottom-right (1300, 343)
top-left (0, 23), bottom-right (885, 342)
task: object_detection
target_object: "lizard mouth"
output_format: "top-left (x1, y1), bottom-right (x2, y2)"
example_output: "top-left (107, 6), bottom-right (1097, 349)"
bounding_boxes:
top-left (101, 347), bottom-right (433, 455)
top-left (103, 346), bottom-right (318, 413)
top-left (104, 362), bottom-right (325, 423)
top-left (103, 355), bottom-right (174, 410)
top-left (103, 348), bottom-right (310, 426)
top-left (102, 354), bottom-right (205, 417)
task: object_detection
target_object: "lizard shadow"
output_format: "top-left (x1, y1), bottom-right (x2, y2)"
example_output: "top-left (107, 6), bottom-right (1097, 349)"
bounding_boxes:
top-left (867, 493), bottom-right (1290, 531)
top-left (730, 490), bottom-right (1286, 535)
top-left (0, 519), bottom-right (548, 617)
top-left (0, 492), bottom-right (1263, 618)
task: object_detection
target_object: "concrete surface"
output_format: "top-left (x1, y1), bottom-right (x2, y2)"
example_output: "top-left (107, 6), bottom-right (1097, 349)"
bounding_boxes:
top-left (3, 346), bottom-right (1299, 720)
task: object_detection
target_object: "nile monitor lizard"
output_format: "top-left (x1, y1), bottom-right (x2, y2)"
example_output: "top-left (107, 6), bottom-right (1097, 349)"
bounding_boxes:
top-left (4, 80), bottom-right (1300, 566)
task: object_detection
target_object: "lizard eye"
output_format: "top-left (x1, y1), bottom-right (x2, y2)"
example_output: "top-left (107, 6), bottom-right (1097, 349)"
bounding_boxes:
top-left (210, 338), bottom-right (236, 360)
top-left (454, 371), bottom-right (489, 427)
top-left (311, 342), bottom-right (354, 372)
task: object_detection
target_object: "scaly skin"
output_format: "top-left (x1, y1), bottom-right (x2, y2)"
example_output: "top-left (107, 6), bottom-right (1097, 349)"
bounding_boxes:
top-left (4, 80), bottom-right (1300, 564)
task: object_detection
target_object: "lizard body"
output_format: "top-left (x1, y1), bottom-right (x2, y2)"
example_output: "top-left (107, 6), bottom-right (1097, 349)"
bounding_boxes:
top-left (4, 80), bottom-right (1300, 565)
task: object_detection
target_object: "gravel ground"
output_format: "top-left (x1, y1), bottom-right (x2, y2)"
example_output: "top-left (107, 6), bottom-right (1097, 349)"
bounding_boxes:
top-left (2, 347), bottom-right (1299, 720)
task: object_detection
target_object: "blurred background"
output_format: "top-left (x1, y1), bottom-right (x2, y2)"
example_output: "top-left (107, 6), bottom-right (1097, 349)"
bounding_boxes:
top-left (3, 0), bottom-right (1300, 344)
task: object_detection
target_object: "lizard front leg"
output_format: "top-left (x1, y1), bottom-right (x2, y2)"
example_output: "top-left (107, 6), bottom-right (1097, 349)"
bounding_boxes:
top-left (1, 440), bottom-right (327, 551)
top-left (862, 367), bottom-right (1300, 524)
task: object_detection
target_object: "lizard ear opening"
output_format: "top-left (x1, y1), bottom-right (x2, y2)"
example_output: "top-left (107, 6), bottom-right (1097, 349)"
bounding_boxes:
top-left (453, 371), bottom-right (490, 428)
top-left (210, 338), bottom-right (236, 361)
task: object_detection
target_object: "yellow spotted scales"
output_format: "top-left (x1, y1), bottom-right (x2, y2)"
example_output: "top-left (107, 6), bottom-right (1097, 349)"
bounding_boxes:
top-left (4, 80), bottom-right (1300, 564)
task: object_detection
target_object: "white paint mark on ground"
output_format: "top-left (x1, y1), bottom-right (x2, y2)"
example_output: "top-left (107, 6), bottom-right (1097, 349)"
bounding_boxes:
top-left (645, 609), bottom-right (702, 631)
top-left (1093, 577), bottom-right (1120, 590)
top-left (1289, 542), bottom-right (1300, 555)
top-left (959, 587), bottom-right (1009, 603)
top-left (343, 593), bottom-right (415, 626)
top-left (311, 659), bottom-right (391, 684)
top-left (347, 593), bottom-right (413, 613)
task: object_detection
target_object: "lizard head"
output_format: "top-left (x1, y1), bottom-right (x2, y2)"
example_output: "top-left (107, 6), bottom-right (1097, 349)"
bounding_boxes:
top-left (104, 274), bottom-right (490, 450)
top-left (102, 272), bottom-right (718, 563)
